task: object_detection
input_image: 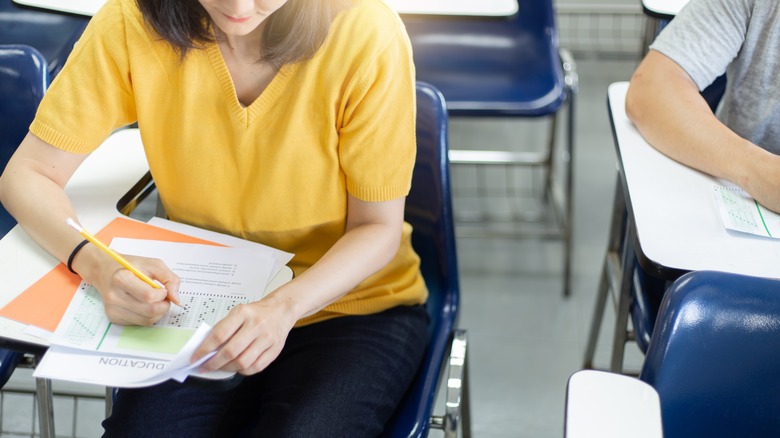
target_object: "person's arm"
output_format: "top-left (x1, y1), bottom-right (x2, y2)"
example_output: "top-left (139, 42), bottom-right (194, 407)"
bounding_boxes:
top-left (625, 50), bottom-right (780, 212)
top-left (192, 193), bottom-right (405, 375)
top-left (0, 132), bottom-right (180, 325)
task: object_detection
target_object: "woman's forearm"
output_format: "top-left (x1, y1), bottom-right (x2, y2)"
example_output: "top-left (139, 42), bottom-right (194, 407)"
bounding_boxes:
top-left (0, 133), bottom-right (87, 263)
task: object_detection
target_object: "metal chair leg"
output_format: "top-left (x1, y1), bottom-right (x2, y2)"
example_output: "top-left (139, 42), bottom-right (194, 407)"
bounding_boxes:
top-left (583, 176), bottom-right (625, 368)
top-left (105, 386), bottom-right (114, 418)
top-left (560, 48), bottom-right (577, 298)
top-left (460, 349), bottom-right (472, 438)
top-left (34, 376), bottom-right (55, 438)
top-left (583, 263), bottom-right (611, 369)
top-left (610, 222), bottom-right (637, 373)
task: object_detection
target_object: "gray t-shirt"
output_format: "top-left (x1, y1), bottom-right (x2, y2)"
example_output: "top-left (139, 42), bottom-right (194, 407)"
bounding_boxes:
top-left (650, 0), bottom-right (780, 153)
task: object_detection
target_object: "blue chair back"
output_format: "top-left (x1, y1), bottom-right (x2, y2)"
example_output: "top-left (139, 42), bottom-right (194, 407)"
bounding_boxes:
top-left (0, 0), bottom-right (88, 78)
top-left (0, 44), bottom-right (48, 236)
top-left (401, 0), bottom-right (566, 117)
top-left (381, 82), bottom-right (460, 437)
top-left (640, 270), bottom-right (780, 438)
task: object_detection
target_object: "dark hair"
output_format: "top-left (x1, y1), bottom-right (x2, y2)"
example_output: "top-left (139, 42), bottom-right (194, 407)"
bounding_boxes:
top-left (136, 0), bottom-right (348, 68)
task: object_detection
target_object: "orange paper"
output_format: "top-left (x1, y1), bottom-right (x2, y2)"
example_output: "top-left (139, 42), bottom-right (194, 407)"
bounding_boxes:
top-left (0, 217), bottom-right (223, 332)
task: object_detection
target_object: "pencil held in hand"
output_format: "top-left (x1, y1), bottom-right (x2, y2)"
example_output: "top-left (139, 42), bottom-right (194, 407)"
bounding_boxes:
top-left (65, 218), bottom-right (182, 306)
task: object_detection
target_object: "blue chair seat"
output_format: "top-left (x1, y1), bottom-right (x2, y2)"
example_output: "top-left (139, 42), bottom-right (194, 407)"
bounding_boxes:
top-left (401, 1), bottom-right (577, 296)
top-left (401, 3), bottom-right (567, 117)
top-left (641, 270), bottom-right (780, 437)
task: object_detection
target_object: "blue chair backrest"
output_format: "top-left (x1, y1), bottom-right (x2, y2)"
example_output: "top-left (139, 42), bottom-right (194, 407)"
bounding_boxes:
top-left (381, 82), bottom-right (459, 437)
top-left (401, 0), bottom-right (566, 117)
top-left (640, 270), bottom-right (780, 438)
top-left (0, 0), bottom-right (88, 78)
top-left (0, 44), bottom-right (48, 236)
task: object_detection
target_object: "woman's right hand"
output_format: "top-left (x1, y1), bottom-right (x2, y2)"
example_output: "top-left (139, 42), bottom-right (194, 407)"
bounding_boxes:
top-left (75, 246), bottom-right (181, 326)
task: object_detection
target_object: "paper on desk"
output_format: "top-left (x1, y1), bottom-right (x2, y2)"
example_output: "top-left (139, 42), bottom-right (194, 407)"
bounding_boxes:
top-left (0, 217), bottom-right (232, 332)
top-left (713, 184), bottom-right (780, 238)
top-left (34, 323), bottom-right (219, 388)
top-left (49, 238), bottom-right (274, 361)
top-left (147, 217), bottom-right (294, 278)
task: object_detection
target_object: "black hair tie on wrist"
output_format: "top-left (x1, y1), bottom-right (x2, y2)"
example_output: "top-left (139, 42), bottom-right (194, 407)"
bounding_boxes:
top-left (67, 239), bottom-right (90, 274)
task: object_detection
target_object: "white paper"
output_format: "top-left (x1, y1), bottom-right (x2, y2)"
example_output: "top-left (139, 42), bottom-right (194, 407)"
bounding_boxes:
top-left (49, 239), bottom-right (275, 361)
top-left (147, 217), bottom-right (294, 278)
top-left (713, 184), bottom-right (780, 238)
top-left (34, 323), bottom-right (219, 388)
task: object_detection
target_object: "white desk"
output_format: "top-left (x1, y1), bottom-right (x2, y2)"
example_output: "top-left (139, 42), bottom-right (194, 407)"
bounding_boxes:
top-left (583, 81), bottom-right (780, 373)
top-left (387, 0), bottom-right (518, 17)
top-left (12, 0), bottom-right (519, 17)
top-left (0, 129), bottom-right (148, 438)
top-left (641, 0), bottom-right (689, 18)
top-left (609, 81), bottom-right (780, 279)
top-left (12, 0), bottom-right (101, 16)
top-left (640, 0), bottom-right (690, 53)
top-left (565, 370), bottom-right (662, 438)
top-left (0, 129), bottom-right (149, 350)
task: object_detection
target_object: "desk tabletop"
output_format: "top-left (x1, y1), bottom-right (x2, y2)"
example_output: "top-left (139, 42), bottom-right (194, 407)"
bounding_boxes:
top-left (387, 0), bottom-right (518, 17)
top-left (12, 0), bottom-right (99, 16)
top-left (12, 0), bottom-right (519, 17)
top-left (0, 129), bottom-right (148, 350)
top-left (609, 81), bottom-right (780, 279)
top-left (641, 0), bottom-right (690, 18)
top-left (566, 370), bottom-right (662, 438)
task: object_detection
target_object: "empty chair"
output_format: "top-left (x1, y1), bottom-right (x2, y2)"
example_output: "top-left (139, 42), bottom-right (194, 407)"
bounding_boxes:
top-left (0, 0), bottom-right (88, 78)
top-left (401, 0), bottom-right (578, 296)
top-left (641, 270), bottom-right (780, 437)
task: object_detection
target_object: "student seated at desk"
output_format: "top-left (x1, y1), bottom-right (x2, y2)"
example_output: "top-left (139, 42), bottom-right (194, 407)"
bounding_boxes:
top-left (0, 0), bottom-right (428, 436)
top-left (626, 0), bottom-right (780, 212)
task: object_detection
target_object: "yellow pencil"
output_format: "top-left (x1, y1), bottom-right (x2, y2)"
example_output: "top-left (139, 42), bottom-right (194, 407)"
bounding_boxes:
top-left (65, 218), bottom-right (182, 306)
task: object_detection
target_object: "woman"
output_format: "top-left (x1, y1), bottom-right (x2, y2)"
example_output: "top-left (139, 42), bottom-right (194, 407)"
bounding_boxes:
top-left (0, 0), bottom-right (428, 436)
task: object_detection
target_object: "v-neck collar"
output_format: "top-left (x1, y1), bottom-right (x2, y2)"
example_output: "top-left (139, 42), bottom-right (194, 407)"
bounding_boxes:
top-left (205, 42), bottom-right (294, 127)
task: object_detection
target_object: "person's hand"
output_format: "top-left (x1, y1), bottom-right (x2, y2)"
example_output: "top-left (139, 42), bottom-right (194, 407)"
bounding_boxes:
top-left (191, 296), bottom-right (298, 376)
top-left (87, 253), bottom-right (181, 326)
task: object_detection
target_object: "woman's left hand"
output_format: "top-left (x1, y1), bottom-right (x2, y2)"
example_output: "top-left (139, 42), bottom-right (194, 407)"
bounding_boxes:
top-left (191, 296), bottom-right (298, 376)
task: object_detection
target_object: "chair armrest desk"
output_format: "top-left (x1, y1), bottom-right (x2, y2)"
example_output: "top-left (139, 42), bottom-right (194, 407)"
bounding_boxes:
top-left (0, 128), bottom-right (291, 437)
top-left (584, 82), bottom-right (780, 372)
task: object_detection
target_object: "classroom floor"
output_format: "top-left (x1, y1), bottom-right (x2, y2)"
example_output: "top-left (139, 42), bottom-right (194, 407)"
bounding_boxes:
top-left (0, 57), bottom-right (646, 438)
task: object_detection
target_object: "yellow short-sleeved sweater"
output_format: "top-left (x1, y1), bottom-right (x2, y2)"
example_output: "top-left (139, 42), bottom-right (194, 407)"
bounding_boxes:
top-left (30, 0), bottom-right (427, 326)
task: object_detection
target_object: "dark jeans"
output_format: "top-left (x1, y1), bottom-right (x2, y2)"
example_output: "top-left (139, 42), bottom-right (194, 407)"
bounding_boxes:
top-left (102, 305), bottom-right (429, 438)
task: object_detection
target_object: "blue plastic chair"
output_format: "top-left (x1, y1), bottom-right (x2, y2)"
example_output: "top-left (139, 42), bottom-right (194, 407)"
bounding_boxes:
top-left (640, 270), bottom-right (780, 438)
top-left (0, 43), bottom-right (49, 413)
top-left (0, 0), bottom-right (88, 78)
top-left (380, 82), bottom-right (469, 438)
top-left (400, 0), bottom-right (578, 297)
